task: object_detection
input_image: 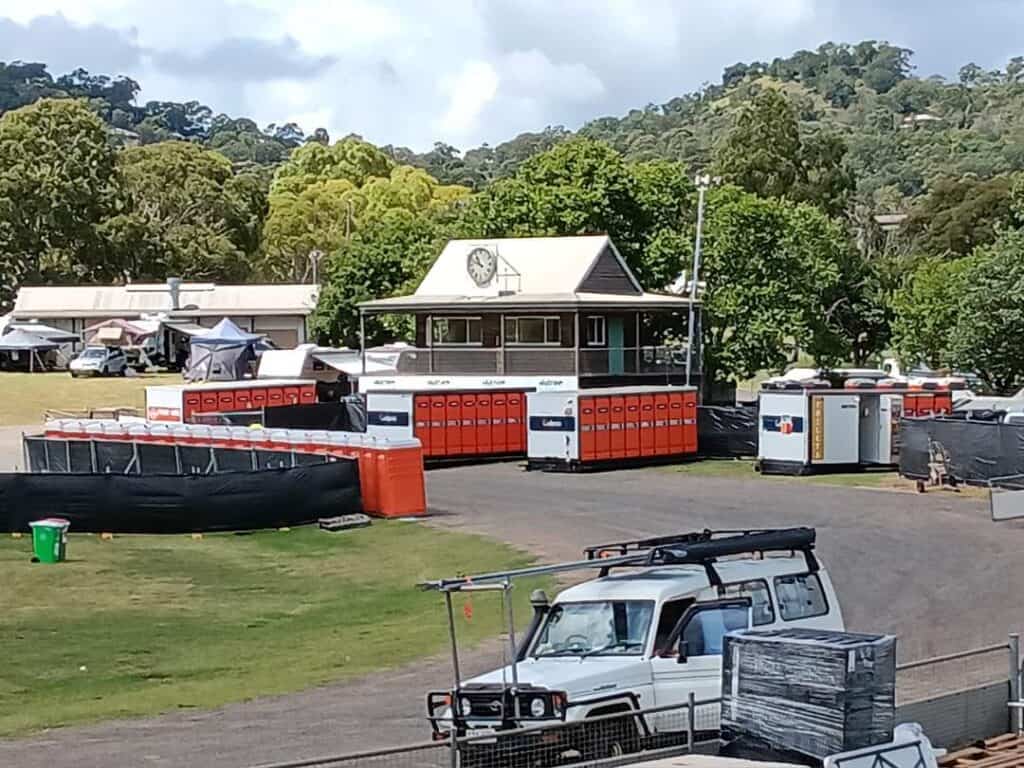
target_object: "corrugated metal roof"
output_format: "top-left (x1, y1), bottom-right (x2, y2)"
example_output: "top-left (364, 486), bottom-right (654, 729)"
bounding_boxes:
top-left (415, 235), bottom-right (638, 297)
top-left (13, 283), bottom-right (319, 319)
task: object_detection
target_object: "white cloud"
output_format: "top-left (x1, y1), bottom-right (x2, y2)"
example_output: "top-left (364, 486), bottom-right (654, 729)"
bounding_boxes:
top-left (0, 0), bottom-right (1020, 150)
top-left (436, 59), bottom-right (500, 141)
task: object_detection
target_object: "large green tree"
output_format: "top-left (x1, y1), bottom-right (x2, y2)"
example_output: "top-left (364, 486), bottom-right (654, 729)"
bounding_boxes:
top-left (263, 137), bottom-right (468, 280)
top-left (102, 141), bottom-right (266, 281)
top-left (699, 186), bottom-right (849, 382)
top-left (311, 208), bottom-right (453, 346)
top-left (890, 256), bottom-right (971, 370)
top-left (949, 229), bottom-right (1024, 391)
top-left (461, 138), bottom-right (694, 290)
top-left (0, 98), bottom-right (121, 307)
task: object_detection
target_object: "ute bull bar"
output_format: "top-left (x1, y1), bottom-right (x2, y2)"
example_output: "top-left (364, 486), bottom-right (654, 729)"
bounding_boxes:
top-left (427, 685), bottom-right (567, 737)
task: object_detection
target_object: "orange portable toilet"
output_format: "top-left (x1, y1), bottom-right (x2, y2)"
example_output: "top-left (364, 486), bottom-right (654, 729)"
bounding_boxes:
top-left (251, 387), bottom-right (269, 410)
top-left (283, 386), bottom-right (300, 405)
top-left (375, 438), bottom-right (427, 517)
top-left (200, 390), bottom-right (219, 413)
top-left (653, 393), bottom-right (670, 456)
top-left (683, 391), bottom-right (698, 453)
top-left (579, 397), bottom-right (596, 461)
top-left (624, 395), bottom-right (640, 456)
top-left (609, 397), bottom-right (626, 459)
top-left (429, 394), bottom-right (446, 457)
top-left (299, 385), bottom-right (316, 404)
top-left (460, 394), bottom-right (478, 456)
top-left (475, 393), bottom-right (493, 455)
top-left (444, 396), bottom-right (463, 456)
top-left (491, 394), bottom-right (508, 453)
top-left (507, 392), bottom-right (525, 453)
top-left (413, 394), bottom-right (432, 456)
top-left (639, 394), bottom-right (656, 456)
top-left (217, 390), bottom-right (236, 413)
top-left (358, 436), bottom-right (380, 514)
top-left (668, 392), bottom-right (685, 455)
top-left (235, 389), bottom-right (253, 412)
top-left (183, 392), bottom-right (202, 421)
top-left (267, 387), bottom-right (285, 409)
top-left (595, 397), bottom-right (611, 460)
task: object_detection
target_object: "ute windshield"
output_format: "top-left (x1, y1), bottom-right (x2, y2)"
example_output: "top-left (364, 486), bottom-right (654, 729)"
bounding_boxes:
top-left (531, 600), bottom-right (654, 658)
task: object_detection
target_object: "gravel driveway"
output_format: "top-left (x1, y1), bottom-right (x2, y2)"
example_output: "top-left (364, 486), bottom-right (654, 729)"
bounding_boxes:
top-left (1, 460), bottom-right (1014, 768)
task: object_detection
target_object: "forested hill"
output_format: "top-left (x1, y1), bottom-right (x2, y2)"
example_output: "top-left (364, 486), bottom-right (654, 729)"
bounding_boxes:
top-left (5, 40), bottom-right (1024, 206)
top-left (392, 41), bottom-right (1024, 204)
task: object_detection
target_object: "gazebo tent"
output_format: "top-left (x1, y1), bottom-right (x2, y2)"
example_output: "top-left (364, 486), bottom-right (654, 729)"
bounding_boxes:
top-left (0, 328), bottom-right (60, 372)
top-left (185, 318), bottom-right (262, 382)
top-left (6, 321), bottom-right (79, 343)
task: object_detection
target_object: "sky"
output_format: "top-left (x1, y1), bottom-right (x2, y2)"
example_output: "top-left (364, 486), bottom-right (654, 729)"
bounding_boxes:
top-left (0, 0), bottom-right (1021, 152)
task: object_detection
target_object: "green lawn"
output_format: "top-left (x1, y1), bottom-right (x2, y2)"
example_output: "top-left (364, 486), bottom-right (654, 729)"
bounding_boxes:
top-left (0, 372), bottom-right (180, 426)
top-left (0, 523), bottom-right (544, 736)
top-left (670, 458), bottom-right (909, 490)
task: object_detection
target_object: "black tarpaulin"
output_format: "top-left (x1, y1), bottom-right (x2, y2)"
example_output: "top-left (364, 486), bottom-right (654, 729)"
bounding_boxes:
top-left (0, 461), bottom-right (361, 533)
top-left (262, 398), bottom-right (366, 433)
top-left (899, 418), bottom-right (1024, 484)
top-left (698, 405), bottom-right (758, 457)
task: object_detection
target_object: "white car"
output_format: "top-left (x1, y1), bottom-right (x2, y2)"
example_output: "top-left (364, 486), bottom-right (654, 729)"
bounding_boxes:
top-left (69, 346), bottom-right (128, 377)
top-left (426, 528), bottom-right (844, 762)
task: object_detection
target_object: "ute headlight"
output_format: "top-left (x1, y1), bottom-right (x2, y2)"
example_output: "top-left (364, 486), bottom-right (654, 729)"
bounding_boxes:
top-left (530, 698), bottom-right (546, 717)
top-left (459, 698), bottom-right (473, 717)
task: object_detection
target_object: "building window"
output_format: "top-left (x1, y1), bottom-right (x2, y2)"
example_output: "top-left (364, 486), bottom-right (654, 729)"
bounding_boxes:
top-left (431, 317), bottom-right (482, 345)
top-left (586, 316), bottom-right (606, 346)
top-left (505, 316), bottom-right (561, 345)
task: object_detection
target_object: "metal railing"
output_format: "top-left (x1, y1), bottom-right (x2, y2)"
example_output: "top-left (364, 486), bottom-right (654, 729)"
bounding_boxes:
top-left (244, 636), bottom-right (1024, 768)
top-left (384, 346), bottom-right (689, 378)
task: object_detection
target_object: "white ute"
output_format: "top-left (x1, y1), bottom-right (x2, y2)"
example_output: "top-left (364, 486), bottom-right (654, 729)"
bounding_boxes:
top-left (424, 528), bottom-right (844, 763)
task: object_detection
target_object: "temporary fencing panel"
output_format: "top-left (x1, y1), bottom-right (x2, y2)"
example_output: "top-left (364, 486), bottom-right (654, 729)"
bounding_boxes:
top-left (900, 418), bottom-right (1024, 485)
top-left (698, 405), bottom-right (758, 457)
top-left (35, 419), bottom-right (427, 518)
top-left (0, 461), bottom-right (360, 534)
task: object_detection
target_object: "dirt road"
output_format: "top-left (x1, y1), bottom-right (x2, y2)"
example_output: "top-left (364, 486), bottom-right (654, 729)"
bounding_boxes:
top-left (1, 461), bottom-right (1013, 768)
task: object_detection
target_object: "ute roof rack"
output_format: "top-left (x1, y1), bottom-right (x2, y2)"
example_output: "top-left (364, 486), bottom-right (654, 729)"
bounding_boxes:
top-left (420, 526), bottom-right (817, 593)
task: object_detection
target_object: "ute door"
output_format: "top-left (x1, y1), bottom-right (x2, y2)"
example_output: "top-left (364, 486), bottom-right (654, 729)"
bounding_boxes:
top-left (649, 598), bottom-right (750, 733)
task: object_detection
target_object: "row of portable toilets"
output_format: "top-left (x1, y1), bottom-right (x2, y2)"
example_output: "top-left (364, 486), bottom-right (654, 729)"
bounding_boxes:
top-left (41, 420), bottom-right (426, 518)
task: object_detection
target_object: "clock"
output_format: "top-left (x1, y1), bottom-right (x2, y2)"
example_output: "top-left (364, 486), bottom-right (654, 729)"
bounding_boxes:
top-left (466, 247), bottom-right (497, 287)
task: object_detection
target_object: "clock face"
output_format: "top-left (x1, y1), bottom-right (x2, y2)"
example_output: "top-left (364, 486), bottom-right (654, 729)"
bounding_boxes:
top-left (466, 247), bottom-right (497, 287)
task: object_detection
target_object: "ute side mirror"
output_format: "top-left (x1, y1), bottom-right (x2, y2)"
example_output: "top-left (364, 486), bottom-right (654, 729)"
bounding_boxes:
top-left (676, 639), bottom-right (688, 664)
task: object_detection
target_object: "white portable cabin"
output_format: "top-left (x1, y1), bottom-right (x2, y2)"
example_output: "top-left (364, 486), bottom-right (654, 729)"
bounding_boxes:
top-left (757, 381), bottom-right (903, 475)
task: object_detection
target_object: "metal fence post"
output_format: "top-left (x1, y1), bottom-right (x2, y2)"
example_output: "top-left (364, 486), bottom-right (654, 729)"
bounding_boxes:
top-left (687, 691), bottom-right (696, 752)
top-left (449, 731), bottom-right (459, 768)
top-left (1010, 633), bottom-right (1021, 733)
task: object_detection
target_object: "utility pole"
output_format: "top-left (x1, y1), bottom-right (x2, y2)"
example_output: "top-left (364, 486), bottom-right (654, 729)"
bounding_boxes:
top-left (685, 174), bottom-right (713, 388)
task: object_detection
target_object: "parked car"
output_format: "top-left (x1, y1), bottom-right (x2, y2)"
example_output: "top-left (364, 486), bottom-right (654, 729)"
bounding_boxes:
top-left (426, 528), bottom-right (844, 764)
top-left (69, 346), bottom-right (128, 378)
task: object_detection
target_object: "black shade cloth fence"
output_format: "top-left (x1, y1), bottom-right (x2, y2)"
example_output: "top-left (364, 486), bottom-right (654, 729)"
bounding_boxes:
top-left (899, 417), bottom-right (1024, 485)
top-left (698, 404), bottom-right (758, 457)
top-left (1, 460), bottom-right (361, 533)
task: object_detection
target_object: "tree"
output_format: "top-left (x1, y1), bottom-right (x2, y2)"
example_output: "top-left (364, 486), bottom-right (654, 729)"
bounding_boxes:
top-left (698, 187), bottom-right (848, 382)
top-left (263, 137), bottom-right (469, 280)
top-left (890, 256), bottom-right (970, 370)
top-left (949, 229), bottom-right (1024, 391)
top-left (0, 98), bottom-right (120, 307)
top-left (462, 138), bottom-right (693, 289)
top-left (311, 208), bottom-right (451, 346)
top-left (903, 175), bottom-right (1019, 258)
top-left (103, 141), bottom-right (266, 281)
top-left (714, 90), bottom-right (802, 200)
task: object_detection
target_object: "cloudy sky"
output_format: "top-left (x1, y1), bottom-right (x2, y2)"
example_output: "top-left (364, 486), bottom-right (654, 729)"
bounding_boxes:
top-left (0, 0), bottom-right (1020, 151)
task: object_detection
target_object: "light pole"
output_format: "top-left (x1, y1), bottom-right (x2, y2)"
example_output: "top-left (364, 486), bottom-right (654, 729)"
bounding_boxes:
top-left (684, 174), bottom-right (713, 388)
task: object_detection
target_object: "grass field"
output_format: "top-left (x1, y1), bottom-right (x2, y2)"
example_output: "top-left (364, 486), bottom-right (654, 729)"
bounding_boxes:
top-left (0, 522), bottom-right (545, 736)
top-left (0, 372), bottom-right (180, 426)
top-left (671, 458), bottom-right (915, 490)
